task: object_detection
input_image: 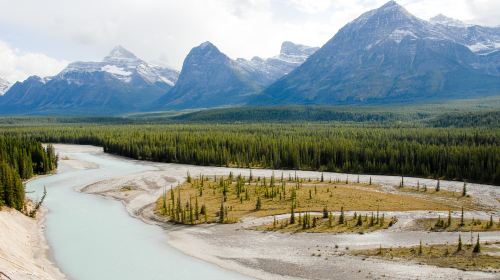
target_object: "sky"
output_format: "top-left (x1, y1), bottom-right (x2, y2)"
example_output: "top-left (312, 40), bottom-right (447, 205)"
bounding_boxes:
top-left (0, 0), bottom-right (499, 83)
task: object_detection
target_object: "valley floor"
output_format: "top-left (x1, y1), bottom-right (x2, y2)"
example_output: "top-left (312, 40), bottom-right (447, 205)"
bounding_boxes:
top-left (71, 145), bottom-right (500, 280)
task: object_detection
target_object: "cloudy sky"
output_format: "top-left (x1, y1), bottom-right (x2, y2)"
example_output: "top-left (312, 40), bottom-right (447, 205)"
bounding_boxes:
top-left (0, 0), bottom-right (499, 83)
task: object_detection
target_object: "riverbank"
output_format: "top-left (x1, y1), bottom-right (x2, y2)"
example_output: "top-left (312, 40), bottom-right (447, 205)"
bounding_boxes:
top-left (0, 208), bottom-right (65, 280)
top-left (66, 144), bottom-right (500, 280)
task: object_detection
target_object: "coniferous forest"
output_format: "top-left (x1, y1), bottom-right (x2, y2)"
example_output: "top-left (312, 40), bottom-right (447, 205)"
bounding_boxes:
top-left (1, 123), bottom-right (498, 185)
top-left (0, 137), bottom-right (57, 210)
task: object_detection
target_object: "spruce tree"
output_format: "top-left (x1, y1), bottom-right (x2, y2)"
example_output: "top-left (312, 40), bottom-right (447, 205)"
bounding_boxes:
top-left (323, 206), bottom-right (328, 219)
top-left (460, 207), bottom-right (465, 226)
top-left (435, 179), bottom-right (440, 192)
top-left (255, 196), bottom-right (262, 210)
top-left (457, 234), bottom-right (462, 252)
top-left (290, 203), bottom-right (295, 224)
top-left (219, 201), bottom-right (225, 223)
top-left (473, 234), bottom-right (481, 253)
top-left (447, 210), bottom-right (452, 228)
top-left (462, 182), bottom-right (467, 197)
top-left (356, 214), bottom-right (363, 226)
top-left (195, 197), bottom-right (199, 220)
top-left (339, 206), bottom-right (345, 225)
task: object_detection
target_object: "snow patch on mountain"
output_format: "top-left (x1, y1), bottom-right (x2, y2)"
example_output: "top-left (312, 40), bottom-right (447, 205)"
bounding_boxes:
top-left (58, 46), bottom-right (179, 86)
top-left (430, 14), bottom-right (469, 28)
top-left (0, 77), bottom-right (10, 95)
top-left (101, 65), bottom-right (132, 76)
top-left (389, 29), bottom-right (418, 43)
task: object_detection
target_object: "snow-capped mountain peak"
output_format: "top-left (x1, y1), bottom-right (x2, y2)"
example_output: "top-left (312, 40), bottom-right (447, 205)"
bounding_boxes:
top-left (430, 14), bottom-right (468, 27)
top-left (58, 46), bottom-right (179, 86)
top-left (104, 45), bottom-right (139, 62)
top-left (0, 77), bottom-right (11, 95)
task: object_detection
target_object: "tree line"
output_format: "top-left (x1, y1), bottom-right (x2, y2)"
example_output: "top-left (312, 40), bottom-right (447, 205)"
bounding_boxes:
top-left (0, 124), bottom-right (498, 185)
top-left (0, 136), bottom-right (57, 210)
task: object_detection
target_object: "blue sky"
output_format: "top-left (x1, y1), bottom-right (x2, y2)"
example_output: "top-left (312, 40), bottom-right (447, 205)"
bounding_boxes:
top-left (0, 0), bottom-right (499, 83)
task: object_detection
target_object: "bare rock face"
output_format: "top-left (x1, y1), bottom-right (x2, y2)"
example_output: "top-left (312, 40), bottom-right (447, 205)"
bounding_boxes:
top-left (158, 41), bottom-right (317, 109)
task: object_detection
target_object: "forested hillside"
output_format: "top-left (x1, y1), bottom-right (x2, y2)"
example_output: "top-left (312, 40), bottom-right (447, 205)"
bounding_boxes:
top-left (0, 137), bottom-right (58, 210)
top-left (1, 124), bottom-right (498, 185)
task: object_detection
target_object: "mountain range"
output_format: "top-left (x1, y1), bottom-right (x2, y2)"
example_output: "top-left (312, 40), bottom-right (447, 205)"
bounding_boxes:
top-left (256, 1), bottom-right (500, 105)
top-left (0, 46), bottom-right (179, 114)
top-left (1, 0), bottom-right (499, 114)
top-left (157, 41), bottom-right (318, 109)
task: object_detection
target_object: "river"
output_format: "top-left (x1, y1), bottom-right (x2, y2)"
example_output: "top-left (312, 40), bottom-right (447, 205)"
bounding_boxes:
top-left (26, 146), bottom-right (249, 280)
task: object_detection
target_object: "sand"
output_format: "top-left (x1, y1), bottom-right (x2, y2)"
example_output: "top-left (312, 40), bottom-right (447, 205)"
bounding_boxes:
top-left (0, 208), bottom-right (65, 280)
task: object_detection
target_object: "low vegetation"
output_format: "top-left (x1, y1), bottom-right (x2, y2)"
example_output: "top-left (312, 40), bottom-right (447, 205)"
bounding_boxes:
top-left (352, 240), bottom-right (500, 272)
top-left (252, 212), bottom-right (397, 234)
top-left (414, 215), bottom-right (500, 232)
top-left (155, 173), bottom-right (474, 225)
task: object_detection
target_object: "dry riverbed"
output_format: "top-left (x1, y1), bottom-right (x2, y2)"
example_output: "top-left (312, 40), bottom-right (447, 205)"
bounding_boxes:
top-left (66, 144), bottom-right (500, 280)
top-left (8, 144), bottom-right (496, 280)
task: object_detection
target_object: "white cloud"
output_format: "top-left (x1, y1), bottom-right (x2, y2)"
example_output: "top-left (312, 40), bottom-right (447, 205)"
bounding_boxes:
top-left (0, 41), bottom-right (68, 83)
top-left (0, 0), bottom-right (498, 75)
top-left (290, 0), bottom-right (333, 14)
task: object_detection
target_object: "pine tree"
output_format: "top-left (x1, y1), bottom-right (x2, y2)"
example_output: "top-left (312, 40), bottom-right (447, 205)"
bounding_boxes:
top-left (356, 214), bottom-right (363, 226)
top-left (460, 207), bottom-right (465, 226)
top-left (457, 234), bottom-right (462, 252)
top-left (435, 179), bottom-right (440, 192)
top-left (195, 197), bottom-right (199, 220)
top-left (473, 234), bottom-right (481, 253)
top-left (447, 210), bottom-right (452, 227)
top-left (321, 172), bottom-right (324, 182)
top-left (418, 240), bottom-right (423, 255)
top-left (290, 203), bottom-right (295, 224)
top-left (323, 206), bottom-right (328, 218)
top-left (462, 182), bottom-right (467, 197)
top-left (255, 196), bottom-right (262, 210)
top-left (219, 201), bottom-right (225, 223)
top-left (369, 177), bottom-right (372, 185)
top-left (339, 206), bottom-right (345, 225)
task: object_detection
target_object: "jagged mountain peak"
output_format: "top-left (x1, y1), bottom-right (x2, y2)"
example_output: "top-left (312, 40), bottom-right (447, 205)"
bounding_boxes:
top-left (430, 14), bottom-right (468, 27)
top-left (104, 45), bottom-right (139, 62)
top-left (192, 41), bottom-right (223, 55)
top-left (280, 41), bottom-right (318, 57)
top-left (353, 0), bottom-right (416, 27)
top-left (186, 41), bottom-right (228, 64)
